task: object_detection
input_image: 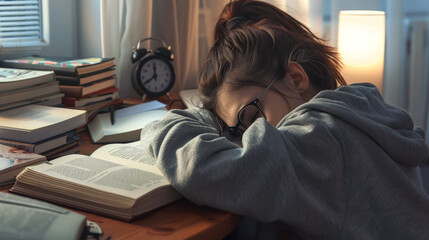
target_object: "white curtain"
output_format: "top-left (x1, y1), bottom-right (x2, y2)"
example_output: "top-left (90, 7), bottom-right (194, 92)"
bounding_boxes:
top-left (266, 0), bottom-right (323, 37)
top-left (403, 21), bottom-right (429, 140)
top-left (100, 0), bottom-right (226, 98)
top-left (384, 0), bottom-right (429, 143)
top-left (383, 0), bottom-right (404, 108)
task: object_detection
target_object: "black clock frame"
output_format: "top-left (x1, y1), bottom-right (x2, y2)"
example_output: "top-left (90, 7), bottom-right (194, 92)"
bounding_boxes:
top-left (132, 54), bottom-right (175, 97)
top-left (131, 37), bottom-right (175, 98)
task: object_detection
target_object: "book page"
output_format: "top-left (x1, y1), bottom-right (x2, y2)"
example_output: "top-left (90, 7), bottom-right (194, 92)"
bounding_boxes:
top-left (114, 100), bottom-right (166, 119)
top-left (92, 109), bottom-right (167, 136)
top-left (90, 142), bottom-right (160, 173)
top-left (28, 154), bottom-right (168, 198)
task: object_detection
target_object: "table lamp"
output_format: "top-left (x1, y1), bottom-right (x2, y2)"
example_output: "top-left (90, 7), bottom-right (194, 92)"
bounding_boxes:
top-left (337, 10), bottom-right (385, 94)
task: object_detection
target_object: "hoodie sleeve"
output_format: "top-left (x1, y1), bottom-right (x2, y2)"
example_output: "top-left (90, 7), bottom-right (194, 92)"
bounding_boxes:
top-left (142, 108), bottom-right (346, 230)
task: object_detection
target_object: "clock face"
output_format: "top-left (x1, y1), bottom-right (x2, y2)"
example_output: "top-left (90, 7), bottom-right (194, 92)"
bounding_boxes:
top-left (137, 56), bottom-right (174, 96)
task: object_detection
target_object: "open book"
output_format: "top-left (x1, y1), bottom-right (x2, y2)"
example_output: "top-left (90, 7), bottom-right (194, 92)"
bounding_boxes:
top-left (10, 142), bottom-right (181, 221)
top-left (87, 100), bottom-right (167, 143)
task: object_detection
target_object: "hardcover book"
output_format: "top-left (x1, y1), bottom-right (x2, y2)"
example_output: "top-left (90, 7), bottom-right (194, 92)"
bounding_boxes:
top-left (59, 77), bottom-right (116, 97)
top-left (57, 68), bottom-right (116, 86)
top-left (0, 56), bottom-right (114, 77)
top-left (0, 130), bottom-right (77, 154)
top-left (10, 142), bottom-right (181, 221)
top-left (62, 87), bottom-right (119, 108)
top-left (0, 143), bottom-right (46, 184)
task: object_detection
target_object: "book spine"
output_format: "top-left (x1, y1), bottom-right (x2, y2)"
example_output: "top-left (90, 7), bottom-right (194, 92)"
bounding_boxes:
top-left (62, 96), bottom-right (78, 107)
top-left (57, 78), bottom-right (81, 86)
top-left (59, 86), bottom-right (84, 97)
top-left (0, 139), bottom-right (36, 152)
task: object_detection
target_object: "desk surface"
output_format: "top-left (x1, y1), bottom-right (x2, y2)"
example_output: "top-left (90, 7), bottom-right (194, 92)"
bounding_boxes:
top-left (1, 94), bottom-right (241, 240)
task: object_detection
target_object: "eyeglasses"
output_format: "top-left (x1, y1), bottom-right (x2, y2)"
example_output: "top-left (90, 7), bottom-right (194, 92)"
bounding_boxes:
top-left (217, 74), bottom-right (278, 139)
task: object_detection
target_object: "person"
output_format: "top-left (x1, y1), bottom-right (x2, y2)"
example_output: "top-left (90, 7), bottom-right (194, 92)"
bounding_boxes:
top-left (139, 0), bottom-right (429, 239)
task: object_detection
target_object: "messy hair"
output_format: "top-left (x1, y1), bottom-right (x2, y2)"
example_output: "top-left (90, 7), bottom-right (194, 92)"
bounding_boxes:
top-left (198, 0), bottom-right (346, 111)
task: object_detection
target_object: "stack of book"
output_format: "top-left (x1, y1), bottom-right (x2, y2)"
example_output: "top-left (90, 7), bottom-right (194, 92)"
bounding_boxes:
top-left (0, 56), bottom-right (120, 120)
top-left (0, 104), bottom-right (87, 160)
top-left (0, 68), bottom-right (63, 111)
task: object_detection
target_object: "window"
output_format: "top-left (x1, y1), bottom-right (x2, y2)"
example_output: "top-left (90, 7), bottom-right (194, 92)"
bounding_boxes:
top-left (0, 0), bottom-right (77, 58)
top-left (0, 0), bottom-right (43, 48)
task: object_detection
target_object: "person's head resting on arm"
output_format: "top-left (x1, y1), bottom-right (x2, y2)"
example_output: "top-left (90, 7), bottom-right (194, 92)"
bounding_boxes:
top-left (198, 0), bottom-right (347, 138)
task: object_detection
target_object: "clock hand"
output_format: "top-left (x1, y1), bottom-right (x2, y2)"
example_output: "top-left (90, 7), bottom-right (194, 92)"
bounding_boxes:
top-left (144, 63), bottom-right (159, 85)
top-left (144, 75), bottom-right (155, 85)
top-left (153, 63), bottom-right (158, 80)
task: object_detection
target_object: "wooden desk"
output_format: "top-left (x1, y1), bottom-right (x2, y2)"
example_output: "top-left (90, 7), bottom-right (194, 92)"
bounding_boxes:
top-left (1, 94), bottom-right (242, 240)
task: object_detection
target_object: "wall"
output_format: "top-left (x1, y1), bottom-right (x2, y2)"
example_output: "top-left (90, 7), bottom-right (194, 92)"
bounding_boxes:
top-left (77, 0), bottom-right (102, 58)
top-left (0, 0), bottom-right (78, 59)
top-left (401, 0), bottom-right (429, 132)
top-left (44, 0), bottom-right (78, 57)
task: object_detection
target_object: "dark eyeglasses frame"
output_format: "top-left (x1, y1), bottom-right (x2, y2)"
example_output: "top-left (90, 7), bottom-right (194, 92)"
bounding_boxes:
top-left (218, 74), bottom-right (279, 138)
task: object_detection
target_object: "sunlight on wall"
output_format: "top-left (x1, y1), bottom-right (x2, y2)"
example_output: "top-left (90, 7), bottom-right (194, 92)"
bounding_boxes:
top-left (266, 0), bottom-right (324, 37)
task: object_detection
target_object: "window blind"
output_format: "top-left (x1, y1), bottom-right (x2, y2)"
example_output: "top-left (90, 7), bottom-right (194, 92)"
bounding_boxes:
top-left (0, 0), bottom-right (43, 47)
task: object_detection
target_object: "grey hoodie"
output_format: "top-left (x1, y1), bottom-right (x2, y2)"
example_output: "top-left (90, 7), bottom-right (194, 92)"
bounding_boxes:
top-left (140, 83), bottom-right (429, 240)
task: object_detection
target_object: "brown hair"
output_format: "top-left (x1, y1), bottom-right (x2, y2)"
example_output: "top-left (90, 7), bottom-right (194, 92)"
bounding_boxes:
top-left (198, 0), bottom-right (346, 112)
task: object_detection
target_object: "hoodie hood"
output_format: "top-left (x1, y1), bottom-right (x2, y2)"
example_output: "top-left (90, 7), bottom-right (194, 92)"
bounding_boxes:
top-left (298, 83), bottom-right (428, 167)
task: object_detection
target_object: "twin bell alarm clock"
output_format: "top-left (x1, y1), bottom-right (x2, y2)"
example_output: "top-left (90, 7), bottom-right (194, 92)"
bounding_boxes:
top-left (131, 37), bottom-right (175, 98)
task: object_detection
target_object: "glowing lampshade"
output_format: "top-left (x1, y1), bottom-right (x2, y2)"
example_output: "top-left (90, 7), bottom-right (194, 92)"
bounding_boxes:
top-left (338, 11), bottom-right (385, 93)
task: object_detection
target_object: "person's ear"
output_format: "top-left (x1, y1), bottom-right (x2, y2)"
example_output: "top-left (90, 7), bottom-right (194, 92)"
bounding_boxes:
top-left (286, 62), bottom-right (310, 93)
